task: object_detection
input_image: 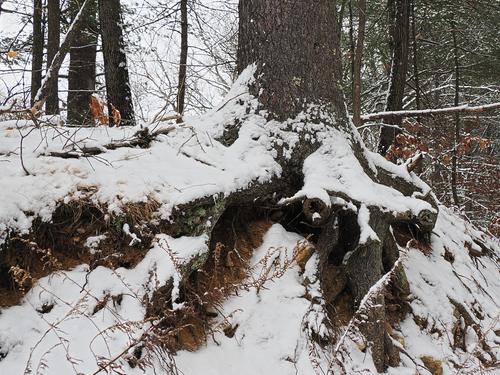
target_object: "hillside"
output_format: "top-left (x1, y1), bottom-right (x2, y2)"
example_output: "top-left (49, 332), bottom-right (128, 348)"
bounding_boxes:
top-left (0, 73), bottom-right (498, 374)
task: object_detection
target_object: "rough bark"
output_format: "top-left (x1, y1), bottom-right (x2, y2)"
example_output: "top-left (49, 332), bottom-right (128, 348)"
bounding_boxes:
top-left (67, 0), bottom-right (98, 126)
top-left (46, 0), bottom-right (61, 115)
top-left (378, 0), bottom-right (411, 155)
top-left (237, 0), bottom-right (345, 122)
top-left (30, 0), bottom-right (44, 108)
top-left (98, 0), bottom-right (135, 127)
top-left (176, 0), bottom-right (188, 121)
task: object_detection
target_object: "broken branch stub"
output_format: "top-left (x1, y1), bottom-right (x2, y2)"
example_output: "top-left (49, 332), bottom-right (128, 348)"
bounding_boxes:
top-left (303, 198), bottom-right (331, 226)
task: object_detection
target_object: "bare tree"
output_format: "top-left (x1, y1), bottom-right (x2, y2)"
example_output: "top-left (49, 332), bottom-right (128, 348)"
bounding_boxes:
top-left (30, 0), bottom-right (43, 107)
top-left (378, 0), bottom-right (411, 155)
top-left (46, 0), bottom-right (60, 114)
top-left (176, 0), bottom-right (188, 121)
top-left (67, 0), bottom-right (98, 126)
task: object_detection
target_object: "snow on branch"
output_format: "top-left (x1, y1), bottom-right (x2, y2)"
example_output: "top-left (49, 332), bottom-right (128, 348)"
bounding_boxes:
top-left (361, 102), bottom-right (500, 122)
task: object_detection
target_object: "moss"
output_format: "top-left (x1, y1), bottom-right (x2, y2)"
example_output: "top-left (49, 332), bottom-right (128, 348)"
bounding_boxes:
top-left (180, 196), bottom-right (226, 237)
top-left (184, 251), bottom-right (209, 274)
top-left (113, 216), bottom-right (126, 231)
top-left (176, 196), bottom-right (227, 274)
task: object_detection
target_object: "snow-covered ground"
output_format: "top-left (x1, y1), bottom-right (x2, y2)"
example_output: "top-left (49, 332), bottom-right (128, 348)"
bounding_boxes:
top-left (0, 69), bottom-right (498, 374)
top-left (0, 206), bottom-right (497, 374)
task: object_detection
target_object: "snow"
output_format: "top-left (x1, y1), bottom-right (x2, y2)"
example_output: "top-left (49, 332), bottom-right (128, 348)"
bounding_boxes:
top-left (0, 65), bottom-right (281, 244)
top-left (0, 66), bottom-right (498, 374)
top-left (123, 223), bottom-right (142, 246)
top-left (0, 200), bottom-right (497, 374)
top-left (357, 203), bottom-right (379, 244)
top-left (0, 233), bottom-right (208, 374)
top-left (0, 222), bottom-right (320, 375)
top-left (174, 225), bottom-right (319, 375)
top-left (292, 126), bottom-right (434, 217)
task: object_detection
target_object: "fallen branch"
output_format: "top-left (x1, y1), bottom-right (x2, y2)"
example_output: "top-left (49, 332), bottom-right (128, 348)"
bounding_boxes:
top-left (43, 125), bottom-right (176, 159)
top-left (361, 102), bottom-right (500, 122)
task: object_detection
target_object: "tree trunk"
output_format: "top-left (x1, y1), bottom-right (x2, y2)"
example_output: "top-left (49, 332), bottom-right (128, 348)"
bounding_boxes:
top-left (235, 1), bottom-right (436, 372)
top-left (451, 19), bottom-right (460, 206)
top-left (98, 0), bottom-right (135, 127)
top-left (378, 0), bottom-right (411, 155)
top-left (30, 0), bottom-right (44, 108)
top-left (410, 0), bottom-right (421, 118)
top-left (176, 0), bottom-right (188, 121)
top-left (46, 0), bottom-right (61, 115)
top-left (352, 0), bottom-right (367, 127)
top-left (67, 0), bottom-right (98, 126)
top-left (237, 0), bottom-right (345, 122)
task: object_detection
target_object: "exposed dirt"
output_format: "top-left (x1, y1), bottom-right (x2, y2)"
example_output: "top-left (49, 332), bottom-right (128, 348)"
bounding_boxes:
top-left (0, 199), bottom-right (161, 307)
top-left (145, 205), bottom-right (274, 352)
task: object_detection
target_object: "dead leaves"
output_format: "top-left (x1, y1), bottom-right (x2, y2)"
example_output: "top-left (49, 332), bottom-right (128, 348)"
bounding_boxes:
top-left (89, 95), bottom-right (122, 126)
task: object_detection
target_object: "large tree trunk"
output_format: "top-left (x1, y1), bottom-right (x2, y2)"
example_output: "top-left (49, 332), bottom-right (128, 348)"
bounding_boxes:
top-left (98, 0), bottom-right (135, 127)
top-left (46, 0), bottom-right (61, 115)
top-left (67, 0), bottom-right (98, 126)
top-left (237, 0), bottom-right (345, 122)
top-left (30, 0), bottom-right (44, 108)
top-left (378, 0), bottom-right (411, 155)
top-left (234, 0), bottom-right (436, 372)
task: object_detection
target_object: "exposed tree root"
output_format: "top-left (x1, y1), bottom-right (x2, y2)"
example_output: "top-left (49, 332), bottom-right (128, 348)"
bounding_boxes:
top-left (0, 110), bottom-right (441, 372)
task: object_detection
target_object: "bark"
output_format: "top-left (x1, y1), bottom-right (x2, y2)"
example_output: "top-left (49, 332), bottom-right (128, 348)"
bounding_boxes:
top-left (378, 0), bottom-right (411, 155)
top-left (451, 19), bottom-right (460, 206)
top-left (410, 0), bottom-right (420, 118)
top-left (30, 0), bottom-right (43, 108)
top-left (46, 0), bottom-right (61, 114)
top-left (176, 0), bottom-right (188, 121)
top-left (67, 0), bottom-right (98, 126)
top-left (98, 0), bottom-right (135, 127)
top-left (237, 0), bottom-right (344, 122)
top-left (352, 0), bottom-right (367, 128)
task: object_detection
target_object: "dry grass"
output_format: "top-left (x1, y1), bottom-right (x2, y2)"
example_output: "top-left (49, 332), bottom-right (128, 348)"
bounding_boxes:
top-left (122, 195), bottom-right (161, 225)
top-left (421, 356), bottom-right (443, 375)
